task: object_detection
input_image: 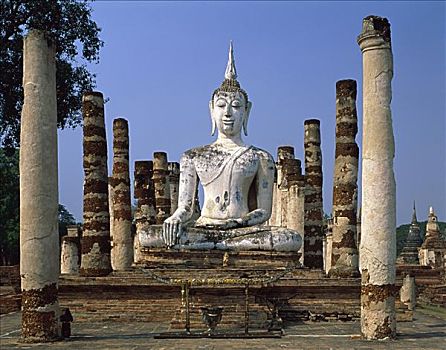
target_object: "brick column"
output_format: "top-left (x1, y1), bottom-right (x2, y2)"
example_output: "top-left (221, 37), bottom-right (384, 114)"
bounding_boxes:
top-left (303, 119), bottom-right (324, 269)
top-left (270, 146), bottom-right (295, 226)
top-left (358, 15), bottom-right (396, 339)
top-left (168, 162), bottom-right (180, 214)
top-left (153, 152), bottom-right (171, 224)
top-left (80, 91), bottom-right (112, 277)
top-left (329, 79), bottom-right (360, 278)
top-left (110, 118), bottom-right (133, 270)
top-left (133, 161), bottom-right (155, 262)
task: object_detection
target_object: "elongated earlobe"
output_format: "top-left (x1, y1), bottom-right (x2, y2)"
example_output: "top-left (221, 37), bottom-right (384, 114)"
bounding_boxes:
top-left (211, 119), bottom-right (217, 136)
top-left (209, 100), bottom-right (216, 136)
top-left (243, 101), bottom-right (252, 136)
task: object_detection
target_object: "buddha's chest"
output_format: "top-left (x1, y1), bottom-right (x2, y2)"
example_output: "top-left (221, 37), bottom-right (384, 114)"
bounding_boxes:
top-left (194, 150), bottom-right (259, 187)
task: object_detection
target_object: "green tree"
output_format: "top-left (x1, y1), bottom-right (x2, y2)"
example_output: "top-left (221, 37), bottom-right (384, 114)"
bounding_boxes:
top-left (0, 0), bottom-right (103, 149)
top-left (0, 0), bottom-right (101, 264)
top-left (0, 149), bottom-right (19, 265)
top-left (58, 203), bottom-right (76, 237)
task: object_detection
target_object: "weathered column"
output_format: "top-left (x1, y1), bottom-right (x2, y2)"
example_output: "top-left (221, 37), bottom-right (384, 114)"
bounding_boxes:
top-left (110, 118), bottom-right (133, 270)
top-left (270, 146), bottom-right (295, 226)
top-left (324, 218), bottom-right (333, 274)
top-left (168, 162), bottom-right (180, 214)
top-left (153, 152), bottom-right (171, 224)
top-left (329, 79), bottom-right (360, 278)
top-left (134, 161), bottom-right (156, 223)
top-left (278, 147), bottom-right (295, 227)
top-left (20, 30), bottom-right (60, 341)
top-left (357, 207), bottom-right (362, 249)
top-left (133, 161), bottom-right (153, 262)
top-left (303, 119), bottom-right (324, 269)
top-left (278, 146), bottom-right (295, 162)
top-left (80, 91), bottom-right (112, 277)
top-left (108, 177), bottom-right (114, 248)
top-left (358, 15), bottom-right (396, 339)
top-left (286, 159), bottom-right (305, 233)
top-left (60, 226), bottom-right (80, 274)
top-left (280, 158), bottom-right (301, 229)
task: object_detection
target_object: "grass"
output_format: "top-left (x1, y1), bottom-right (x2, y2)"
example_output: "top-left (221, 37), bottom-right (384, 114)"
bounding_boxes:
top-left (417, 303), bottom-right (446, 320)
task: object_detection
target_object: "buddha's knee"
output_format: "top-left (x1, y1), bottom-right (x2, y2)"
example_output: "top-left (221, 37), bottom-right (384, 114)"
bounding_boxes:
top-left (217, 228), bottom-right (302, 252)
top-left (269, 227), bottom-right (302, 251)
top-left (139, 228), bottom-right (165, 248)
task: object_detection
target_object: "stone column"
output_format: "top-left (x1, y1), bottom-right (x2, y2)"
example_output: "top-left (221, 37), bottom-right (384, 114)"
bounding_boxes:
top-left (110, 118), bottom-right (133, 270)
top-left (280, 158), bottom-right (302, 229)
top-left (303, 119), bottom-right (324, 269)
top-left (324, 218), bottom-right (334, 274)
top-left (20, 30), bottom-right (60, 341)
top-left (277, 146), bottom-right (295, 163)
top-left (270, 146), bottom-right (295, 227)
top-left (134, 161), bottom-right (156, 223)
top-left (108, 177), bottom-right (114, 247)
top-left (400, 275), bottom-right (416, 311)
top-left (80, 91), bottom-right (112, 277)
top-left (153, 152), bottom-right (171, 224)
top-left (134, 161), bottom-right (152, 262)
top-left (60, 226), bottom-right (80, 274)
top-left (329, 80), bottom-right (360, 278)
top-left (278, 147), bottom-right (295, 227)
top-left (356, 207), bottom-right (362, 249)
top-left (168, 162), bottom-right (180, 214)
top-left (358, 15), bottom-right (396, 339)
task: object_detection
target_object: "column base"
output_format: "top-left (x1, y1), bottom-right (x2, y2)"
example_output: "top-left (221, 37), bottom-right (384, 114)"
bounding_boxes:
top-left (328, 266), bottom-right (360, 278)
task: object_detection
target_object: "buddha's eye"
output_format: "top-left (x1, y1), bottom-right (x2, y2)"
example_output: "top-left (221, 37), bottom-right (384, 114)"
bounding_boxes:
top-left (216, 99), bottom-right (226, 108)
top-left (232, 101), bottom-right (242, 108)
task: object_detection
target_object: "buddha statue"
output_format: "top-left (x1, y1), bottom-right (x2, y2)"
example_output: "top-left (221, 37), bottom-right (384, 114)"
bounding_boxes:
top-left (140, 43), bottom-right (301, 252)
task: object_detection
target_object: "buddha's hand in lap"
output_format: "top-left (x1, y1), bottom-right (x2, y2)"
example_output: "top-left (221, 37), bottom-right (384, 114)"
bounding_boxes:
top-left (162, 217), bottom-right (182, 248)
top-left (194, 217), bottom-right (244, 230)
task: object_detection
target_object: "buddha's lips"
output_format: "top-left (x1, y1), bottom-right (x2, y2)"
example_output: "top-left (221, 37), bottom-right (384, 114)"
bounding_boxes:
top-left (223, 121), bottom-right (234, 126)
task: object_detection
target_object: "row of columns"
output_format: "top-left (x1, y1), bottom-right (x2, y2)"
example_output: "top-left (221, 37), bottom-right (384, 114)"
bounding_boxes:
top-left (265, 15), bottom-right (396, 340)
top-left (20, 14), bottom-right (395, 341)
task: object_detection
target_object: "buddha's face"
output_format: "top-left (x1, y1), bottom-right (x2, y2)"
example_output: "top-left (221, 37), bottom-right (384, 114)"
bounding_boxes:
top-left (210, 91), bottom-right (251, 137)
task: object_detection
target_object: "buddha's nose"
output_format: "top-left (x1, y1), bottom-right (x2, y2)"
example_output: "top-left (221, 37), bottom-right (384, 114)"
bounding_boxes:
top-left (224, 106), bottom-right (232, 117)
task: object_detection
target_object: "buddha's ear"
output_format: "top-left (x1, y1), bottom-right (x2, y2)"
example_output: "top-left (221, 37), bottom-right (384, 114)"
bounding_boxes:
top-left (209, 100), bottom-right (217, 136)
top-left (243, 101), bottom-right (252, 136)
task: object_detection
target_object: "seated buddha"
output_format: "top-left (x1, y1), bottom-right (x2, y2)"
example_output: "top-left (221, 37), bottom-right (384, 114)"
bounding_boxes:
top-left (139, 43), bottom-right (301, 252)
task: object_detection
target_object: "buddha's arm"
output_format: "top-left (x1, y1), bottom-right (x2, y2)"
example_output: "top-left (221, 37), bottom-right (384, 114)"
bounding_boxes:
top-left (239, 153), bottom-right (275, 226)
top-left (163, 152), bottom-right (197, 247)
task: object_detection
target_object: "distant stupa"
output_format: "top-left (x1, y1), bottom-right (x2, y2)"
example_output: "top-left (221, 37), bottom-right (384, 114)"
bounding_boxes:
top-left (396, 202), bottom-right (422, 265)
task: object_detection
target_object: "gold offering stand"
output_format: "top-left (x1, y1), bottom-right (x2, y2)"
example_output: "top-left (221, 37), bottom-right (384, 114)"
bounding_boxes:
top-left (141, 264), bottom-right (299, 339)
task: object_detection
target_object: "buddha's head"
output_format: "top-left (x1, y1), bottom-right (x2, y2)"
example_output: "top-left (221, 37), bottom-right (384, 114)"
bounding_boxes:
top-left (210, 42), bottom-right (252, 137)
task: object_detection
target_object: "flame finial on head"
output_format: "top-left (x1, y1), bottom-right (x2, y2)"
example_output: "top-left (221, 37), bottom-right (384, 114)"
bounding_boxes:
top-left (211, 41), bottom-right (249, 105)
top-left (224, 41), bottom-right (237, 80)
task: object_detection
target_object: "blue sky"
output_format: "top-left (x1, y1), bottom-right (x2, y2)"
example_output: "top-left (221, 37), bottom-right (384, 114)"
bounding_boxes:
top-left (58, 1), bottom-right (445, 225)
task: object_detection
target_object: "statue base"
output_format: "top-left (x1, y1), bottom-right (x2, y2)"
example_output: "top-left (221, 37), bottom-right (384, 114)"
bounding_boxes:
top-left (137, 248), bottom-right (301, 269)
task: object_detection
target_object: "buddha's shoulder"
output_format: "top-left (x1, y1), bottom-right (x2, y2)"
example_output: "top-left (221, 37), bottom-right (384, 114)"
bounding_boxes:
top-left (182, 144), bottom-right (217, 158)
top-left (249, 145), bottom-right (274, 162)
top-left (181, 144), bottom-right (273, 161)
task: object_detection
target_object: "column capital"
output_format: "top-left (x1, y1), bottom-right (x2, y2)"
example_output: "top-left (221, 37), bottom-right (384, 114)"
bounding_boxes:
top-left (357, 15), bottom-right (391, 52)
top-left (304, 119), bottom-right (321, 144)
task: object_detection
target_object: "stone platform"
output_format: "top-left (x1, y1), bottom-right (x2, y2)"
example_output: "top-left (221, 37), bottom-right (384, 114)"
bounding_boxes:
top-left (58, 266), bottom-right (362, 332)
top-left (137, 248), bottom-right (301, 268)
